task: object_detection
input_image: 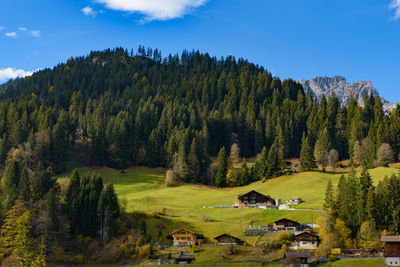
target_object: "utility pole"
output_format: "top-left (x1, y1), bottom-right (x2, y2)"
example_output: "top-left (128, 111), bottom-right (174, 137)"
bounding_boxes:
top-left (311, 209), bottom-right (313, 231)
top-left (240, 207), bottom-right (243, 237)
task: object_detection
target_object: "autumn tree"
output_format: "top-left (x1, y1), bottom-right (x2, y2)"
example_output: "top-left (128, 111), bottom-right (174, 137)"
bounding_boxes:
top-left (377, 143), bottom-right (394, 167)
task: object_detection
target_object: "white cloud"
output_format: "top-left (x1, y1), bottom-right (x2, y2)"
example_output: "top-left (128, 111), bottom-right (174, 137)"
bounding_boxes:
top-left (5, 32), bottom-right (17, 38)
top-left (0, 67), bottom-right (36, 82)
top-left (95, 0), bottom-right (207, 21)
top-left (82, 6), bottom-right (98, 17)
top-left (18, 27), bottom-right (27, 31)
top-left (390, 0), bottom-right (400, 20)
top-left (30, 30), bottom-right (41, 37)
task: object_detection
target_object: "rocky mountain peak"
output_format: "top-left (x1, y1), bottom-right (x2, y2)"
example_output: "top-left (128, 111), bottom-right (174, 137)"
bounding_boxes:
top-left (297, 76), bottom-right (396, 111)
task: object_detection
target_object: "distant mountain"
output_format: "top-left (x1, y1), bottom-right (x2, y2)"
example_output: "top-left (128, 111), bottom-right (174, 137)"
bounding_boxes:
top-left (297, 76), bottom-right (397, 111)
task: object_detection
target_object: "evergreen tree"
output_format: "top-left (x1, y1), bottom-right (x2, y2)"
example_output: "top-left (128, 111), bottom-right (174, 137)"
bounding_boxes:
top-left (237, 159), bottom-right (250, 186)
top-left (300, 133), bottom-right (316, 171)
top-left (3, 159), bottom-right (22, 210)
top-left (215, 147), bottom-right (228, 187)
top-left (324, 180), bottom-right (334, 211)
top-left (98, 184), bottom-right (120, 243)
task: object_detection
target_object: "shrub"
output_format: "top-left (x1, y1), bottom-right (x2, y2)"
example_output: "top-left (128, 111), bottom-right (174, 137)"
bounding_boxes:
top-left (202, 215), bottom-right (215, 222)
top-left (159, 207), bottom-right (167, 215)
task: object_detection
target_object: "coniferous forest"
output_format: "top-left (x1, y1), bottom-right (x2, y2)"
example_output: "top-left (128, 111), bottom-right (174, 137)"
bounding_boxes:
top-left (0, 47), bottom-right (398, 184)
top-left (1, 47), bottom-right (400, 263)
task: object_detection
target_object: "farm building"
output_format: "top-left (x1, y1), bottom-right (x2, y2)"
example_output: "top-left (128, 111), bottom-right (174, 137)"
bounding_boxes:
top-left (381, 235), bottom-right (400, 266)
top-left (171, 228), bottom-right (198, 246)
top-left (269, 218), bottom-right (300, 231)
top-left (293, 232), bottom-right (320, 250)
top-left (284, 251), bottom-right (309, 267)
top-left (214, 234), bottom-right (243, 245)
top-left (174, 252), bottom-right (195, 264)
top-left (236, 190), bottom-right (276, 207)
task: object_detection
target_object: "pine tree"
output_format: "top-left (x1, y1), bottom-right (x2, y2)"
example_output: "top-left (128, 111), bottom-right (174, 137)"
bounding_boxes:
top-left (324, 180), bottom-right (334, 211)
top-left (300, 133), bottom-right (316, 171)
top-left (3, 159), bottom-right (22, 210)
top-left (18, 165), bottom-right (31, 202)
top-left (237, 159), bottom-right (250, 186)
top-left (254, 146), bottom-right (268, 180)
top-left (314, 127), bottom-right (331, 171)
top-left (98, 184), bottom-right (120, 243)
top-left (46, 188), bottom-right (59, 231)
top-left (215, 147), bottom-right (228, 187)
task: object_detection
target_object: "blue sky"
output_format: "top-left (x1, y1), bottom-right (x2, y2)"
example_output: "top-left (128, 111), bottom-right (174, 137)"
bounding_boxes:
top-left (1, 0), bottom-right (400, 102)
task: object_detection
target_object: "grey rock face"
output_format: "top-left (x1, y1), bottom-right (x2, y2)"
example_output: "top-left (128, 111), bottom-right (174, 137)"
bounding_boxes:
top-left (297, 76), bottom-right (396, 111)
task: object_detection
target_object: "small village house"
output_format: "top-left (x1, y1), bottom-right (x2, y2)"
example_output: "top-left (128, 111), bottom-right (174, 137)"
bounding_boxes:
top-left (284, 251), bottom-right (309, 267)
top-left (293, 232), bottom-right (320, 250)
top-left (214, 234), bottom-right (243, 245)
top-left (174, 252), bottom-right (195, 264)
top-left (381, 235), bottom-right (400, 266)
top-left (171, 228), bottom-right (198, 246)
top-left (269, 218), bottom-right (301, 231)
top-left (236, 190), bottom-right (276, 208)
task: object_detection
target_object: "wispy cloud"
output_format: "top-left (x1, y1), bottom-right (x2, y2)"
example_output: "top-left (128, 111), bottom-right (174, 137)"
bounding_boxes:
top-left (0, 26), bottom-right (4, 31)
top-left (5, 32), bottom-right (17, 38)
top-left (30, 30), bottom-right (41, 38)
top-left (95, 0), bottom-right (207, 22)
top-left (18, 27), bottom-right (27, 31)
top-left (82, 6), bottom-right (98, 17)
top-left (0, 67), bottom-right (36, 82)
top-left (390, 0), bottom-right (400, 20)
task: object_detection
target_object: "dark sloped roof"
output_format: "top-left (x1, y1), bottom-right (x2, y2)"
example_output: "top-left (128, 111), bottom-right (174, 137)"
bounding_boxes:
top-left (176, 255), bottom-right (195, 260)
top-left (171, 228), bottom-right (197, 235)
top-left (295, 232), bottom-right (320, 238)
top-left (273, 218), bottom-right (301, 225)
top-left (214, 233), bottom-right (242, 242)
top-left (238, 190), bottom-right (265, 197)
top-left (381, 235), bottom-right (400, 242)
top-left (285, 252), bottom-right (309, 258)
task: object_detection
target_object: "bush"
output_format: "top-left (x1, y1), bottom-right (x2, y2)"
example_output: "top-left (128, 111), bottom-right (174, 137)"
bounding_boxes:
top-left (74, 254), bottom-right (85, 264)
top-left (138, 245), bottom-right (150, 258)
top-left (277, 231), bottom-right (294, 242)
top-left (202, 215), bottom-right (215, 222)
top-left (159, 207), bottom-right (167, 215)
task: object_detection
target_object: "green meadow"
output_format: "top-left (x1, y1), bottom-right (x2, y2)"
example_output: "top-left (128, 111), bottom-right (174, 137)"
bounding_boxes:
top-left (57, 166), bottom-right (399, 244)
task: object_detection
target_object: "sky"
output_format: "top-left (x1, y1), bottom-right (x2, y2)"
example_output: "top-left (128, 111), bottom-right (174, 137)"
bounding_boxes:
top-left (1, 0), bottom-right (400, 102)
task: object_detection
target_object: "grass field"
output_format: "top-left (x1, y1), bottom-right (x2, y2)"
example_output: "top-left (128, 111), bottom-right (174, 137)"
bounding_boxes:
top-left (57, 165), bottom-right (399, 245)
top-left (320, 258), bottom-right (385, 267)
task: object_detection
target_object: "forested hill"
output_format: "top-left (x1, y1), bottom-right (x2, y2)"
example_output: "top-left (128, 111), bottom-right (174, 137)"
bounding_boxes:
top-left (0, 47), bottom-right (399, 185)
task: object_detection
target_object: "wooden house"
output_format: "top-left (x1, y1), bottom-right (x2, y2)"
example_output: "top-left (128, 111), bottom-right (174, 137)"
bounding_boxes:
top-left (214, 234), bottom-right (243, 245)
top-left (171, 228), bottom-right (198, 246)
top-left (174, 252), bottom-right (195, 264)
top-left (284, 251), bottom-right (309, 267)
top-left (237, 190), bottom-right (275, 207)
top-left (269, 218), bottom-right (300, 231)
top-left (293, 232), bottom-right (320, 250)
top-left (381, 235), bottom-right (400, 266)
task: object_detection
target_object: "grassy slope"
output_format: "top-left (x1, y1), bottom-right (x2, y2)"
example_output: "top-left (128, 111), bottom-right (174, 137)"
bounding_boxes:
top-left (57, 166), bottom-right (399, 244)
top-left (321, 258), bottom-right (385, 267)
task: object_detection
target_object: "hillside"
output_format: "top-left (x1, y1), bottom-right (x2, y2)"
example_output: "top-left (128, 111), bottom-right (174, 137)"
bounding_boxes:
top-left (61, 166), bottom-right (399, 244)
top-left (0, 47), bottom-right (398, 189)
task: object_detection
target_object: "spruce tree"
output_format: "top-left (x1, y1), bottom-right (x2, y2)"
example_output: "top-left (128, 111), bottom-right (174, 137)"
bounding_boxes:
top-left (237, 159), bottom-right (250, 186)
top-left (98, 184), bottom-right (120, 243)
top-left (300, 133), bottom-right (316, 171)
top-left (324, 180), bottom-right (334, 211)
top-left (215, 147), bottom-right (228, 187)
